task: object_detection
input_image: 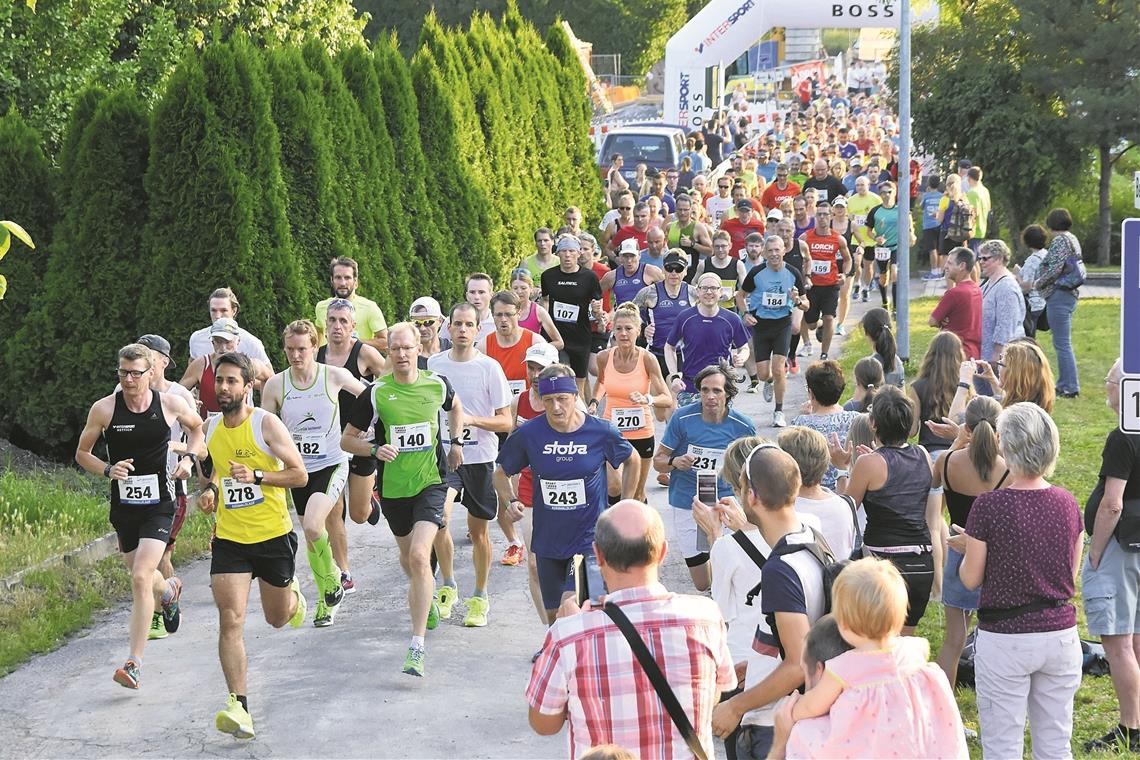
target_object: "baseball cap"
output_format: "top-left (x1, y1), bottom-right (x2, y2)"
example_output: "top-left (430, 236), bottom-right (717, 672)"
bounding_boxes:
top-left (555, 236), bottom-right (581, 252)
top-left (409, 296), bottom-right (443, 318)
top-left (663, 251), bottom-right (687, 267)
top-left (735, 199), bottom-right (753, 210)
top-left (850, 156), bottom-right (863, 167)
top-left (618, 238), bottom-right (640, 256)
top-left (524, 343), bottom-right (559, 368)
top-left (137, 334), bottom-right (176, 370)
top-left (766, 209), bottom-right (784, 221)
top-left (832, 196), bottom-right (848, 207)
top-left (210, 318), bottom-right (240, 340)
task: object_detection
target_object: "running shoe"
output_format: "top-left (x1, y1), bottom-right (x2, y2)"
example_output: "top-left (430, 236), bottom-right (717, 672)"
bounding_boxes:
top-left (148, 611), bottom-right (169, 640)
top-left (853, 284), bottom-right (861, 298)
top-left (762, 380), bottom-right (774, 402)
top-left (500, 543), bottom-right (526, 566)
top-left (835, 324), bottom-right (845, 336)
top-left (820, 353), bottom-right (829, 361)
top-left (797, 343), bottom-right (814, 357)
top-left (746, 381), bottom-right (761, 394)
top-left (161, 576), bottom-right (182, 633)
top-left (368, 490), bottom-right (381, 526)
top-left (426, 600), bottom-right (440, 631)
top-left (324, 579), bottom-right (344, 608)
top-left (341, 571), bottom-right (356, 595)
top-left (773, 410), bottom-right (787, 428)
top-left (215, 693), bottom-right (255, 740)
top-left (288, 578), bottom-right (307, 628)
top-left (402, 646), bottom-right (425, 677)
top-left (922, 270), bottom-right (943, 281)
top-left (113, 659), bottom-right (140, 689)
top-left (313, 598), bottom-right (337, 628)
top-left (861, 290), bottom-right (869, 303)
top-left (464, 596), bottom-right (489, 627)
top-left (1083, 725), bottom-right (1140, 753)
top-left (435, 585), bottom-right (458, 619)
top-left (788, 357), bottom-right (799, 374)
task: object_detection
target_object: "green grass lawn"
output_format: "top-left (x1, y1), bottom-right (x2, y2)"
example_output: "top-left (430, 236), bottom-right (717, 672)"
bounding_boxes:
top-left (838, 296), bottom-right (1122, 757)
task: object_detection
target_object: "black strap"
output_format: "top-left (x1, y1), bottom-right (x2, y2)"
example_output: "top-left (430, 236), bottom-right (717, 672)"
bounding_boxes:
top-left (732, 530), bottom-right (768, 570)
top-left (977, 598), bottom-right (1067, 623)
top-left (837, 493), bottom-right (863, 558)
top-left (601, 603), bottom-right (709, 760)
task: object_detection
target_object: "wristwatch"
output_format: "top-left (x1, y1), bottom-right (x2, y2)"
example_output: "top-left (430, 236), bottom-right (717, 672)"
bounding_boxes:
top-left (103, 462), bottom-right (113, 478)
top-left (253, 469), bottom-right (264, 485)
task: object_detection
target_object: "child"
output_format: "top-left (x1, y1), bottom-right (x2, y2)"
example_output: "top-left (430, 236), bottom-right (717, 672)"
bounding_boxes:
top-left (785, 559), bottom-right (967, 759)
top-left (861, 308), bottom-right (905, 387)
top-left (843, 357), bottom-right (883, 412)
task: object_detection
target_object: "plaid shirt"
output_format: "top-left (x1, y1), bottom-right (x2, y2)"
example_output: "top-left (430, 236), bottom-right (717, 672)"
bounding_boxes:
top-left (526, 583), bottom-right (735, 759)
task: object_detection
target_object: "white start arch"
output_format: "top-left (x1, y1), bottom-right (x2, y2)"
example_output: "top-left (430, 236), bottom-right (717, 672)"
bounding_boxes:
top-left (664, 0), bottom-right (936, 128)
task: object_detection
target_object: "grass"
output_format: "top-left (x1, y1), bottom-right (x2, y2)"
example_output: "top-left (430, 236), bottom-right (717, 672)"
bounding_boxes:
top-left (838, 296), bottom-right (1122, 757)
top-left (0, 468), bottom-right (214, 675)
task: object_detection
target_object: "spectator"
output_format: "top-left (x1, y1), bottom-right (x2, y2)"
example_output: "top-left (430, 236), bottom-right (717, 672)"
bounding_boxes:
top-left (931, 396), bottom-right (1008, 686)
top-left (934, 174), bottom-right (972, 255)
top-left (703, 116), bottom-right (728, 167)
top-left (1081, 358), bottom-right (1140, 753)
top-left (965, 167), bottom-right (992, 250)
top-left (909, 331), bottom-right (964, 455)
top-left (1016, 224), bottom-right (1049, 339)
top-left (977, 239), bottom-right (1025, 388)
top-left (860, 307), bottom-right (904, 387)
top-left (632, 163), bottom-right (651, 199)
top-left (831, 386), bottom-right (937, 635)
top-left (526, 500), bottom-right (736, 758)
top-left (842, 357), bottom-right (883, 413)
top-left (950, 402), bottom-right (1083, 759)
top-left (777, 559), bottom-right (968, 759)
top-left (929, 247), bottom-right (982, 359)
top-left (606, 155), bottom-right (630, 208)
top-left (1034, 208), bottom-right (1083, 398)
top-left (792, 361), bottom-right (860, 491)
top-left (964, 340), bottom-right (1056, 414)
top-left (677, 156), bottom-right (697, 193)
top-left (778, 426), bottom-right (858, 559)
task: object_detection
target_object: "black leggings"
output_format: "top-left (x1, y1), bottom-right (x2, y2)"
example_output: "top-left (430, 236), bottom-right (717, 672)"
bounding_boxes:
top-left (868, 549), bottom-right (934, 628)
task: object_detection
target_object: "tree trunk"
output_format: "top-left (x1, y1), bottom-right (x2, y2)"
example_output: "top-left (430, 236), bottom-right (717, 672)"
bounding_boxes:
top-left (1097, 142), bottom-right (1113, 265)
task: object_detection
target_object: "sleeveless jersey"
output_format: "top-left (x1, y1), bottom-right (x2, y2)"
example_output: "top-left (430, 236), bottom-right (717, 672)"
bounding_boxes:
top-left (667, 220), bottom-right (701, 283)
top-left (804, 230), bottom-right (842, 286)
top-left (105, 390), bottom-right (175, 508)
top-left (702, 257), bottom-right (740, 309)
top-left (783, 239), bottom-right (807, 275)
top-left (612, 262), bottom-right (647, 307)
top-left (601, 350), bottom-right (654, 440)
top-left (483, 330), bottom-right (540, 398)
top-left (205, 408), bottom-right (292, 544)
top-left (280, 364), bottom-right (347, 472)
top-left (517, 301), bottom-right (543, 334)
top-left (648, 281), bottom-right (694, 351)
top-left (317, 340), bottom-right (371, 433)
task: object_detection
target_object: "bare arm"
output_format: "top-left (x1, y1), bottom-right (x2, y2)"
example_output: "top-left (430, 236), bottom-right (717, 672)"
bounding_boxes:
top-left (362, 329), bottom-right (388, 354)
top-left (329, 366), bottom-right (367, 399)
top-left (1090, 477), bottom-right (1127, 568)
top-left (957, 534), bottom-right (987, 590)
top-left (535, 305), bottom-right (565, 350)
top-left (693, 222), bottom-right (713, 256)
top-left (179, 358), bottom-right (202, 391)
top-left (528, 706), bottom-right (566, 736)
top-left (789, 670), bottom-right (844, 721)
top-left (359, 344), bottom-right (390, 377)
top-left (259, 374), bottom-right (283, 415)
top-left (75, 397), bottom-right (115, 476)
top-left (254, 412), bottom-right (309, 488)
top-left (467, 405), bottom-right (513, 434)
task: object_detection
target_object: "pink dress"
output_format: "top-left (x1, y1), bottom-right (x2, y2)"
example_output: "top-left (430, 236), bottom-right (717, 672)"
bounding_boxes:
top-left (788, 637), bottom-right (968, 759)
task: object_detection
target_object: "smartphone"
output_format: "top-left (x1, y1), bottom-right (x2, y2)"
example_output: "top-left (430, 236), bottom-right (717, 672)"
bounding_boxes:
top-left (574, 553), bottom-right (607, 606)
top-left (695, 470), bottom-right (718, 553)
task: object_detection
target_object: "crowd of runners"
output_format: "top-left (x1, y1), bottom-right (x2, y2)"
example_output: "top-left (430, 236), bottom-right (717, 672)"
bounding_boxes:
top-left (70, 81), bottom-right (1137, 759)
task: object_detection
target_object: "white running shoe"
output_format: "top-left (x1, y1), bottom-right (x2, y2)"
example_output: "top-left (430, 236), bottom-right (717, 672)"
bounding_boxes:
top-left (773, 410), bottom-right (787, 428)
top-left (762, 380), bottom-right (774, 402)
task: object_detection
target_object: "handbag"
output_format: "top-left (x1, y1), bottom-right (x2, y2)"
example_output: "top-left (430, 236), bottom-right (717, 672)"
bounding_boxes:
top-left (602, 602), bottom-right (709, 760)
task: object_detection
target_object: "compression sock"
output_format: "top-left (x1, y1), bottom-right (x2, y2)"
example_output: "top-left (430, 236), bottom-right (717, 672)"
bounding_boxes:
top-left (774, 402), bottom-right (783, 411)
top-left (878, 283), bottom-right (888, 306)
top-left (307, 532), bottom-right (337, 594)
top-left (607, 493), bottom-right (620, 506)
top-left (236, 695), bottom-right (248, 712)
top-left (788, 333), bottom-right (801, 359)
top-left (891, 282), bottom-right (898, 310)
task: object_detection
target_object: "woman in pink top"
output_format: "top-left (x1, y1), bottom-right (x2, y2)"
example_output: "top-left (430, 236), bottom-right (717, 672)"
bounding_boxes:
top-left (509, 268), bottom-right (562, 341)
top-left (780, 559), bottom-right (967, 759)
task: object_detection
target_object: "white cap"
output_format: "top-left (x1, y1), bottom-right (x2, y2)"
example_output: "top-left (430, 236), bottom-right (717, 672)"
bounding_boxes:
top-left (408, 296), bottom-right (443, 318)
top-left (766, 209), bottom-right (784, 221)
top-left (523, 343), bottom-right (559, 368)
top-left (618, 238), bottom-right (640, 256)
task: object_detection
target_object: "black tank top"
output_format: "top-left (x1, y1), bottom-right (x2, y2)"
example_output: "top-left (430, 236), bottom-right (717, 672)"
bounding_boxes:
top-left (105, 390), bottom-right (174, 508)
top-left (318, 340), bottom-right (372, 432)
top-left (783, 239), bottom-right (806, 275)
top-left (863, 445), bottom-right (933, 547)
top-left (943, 450), bottom-right (1010, 528)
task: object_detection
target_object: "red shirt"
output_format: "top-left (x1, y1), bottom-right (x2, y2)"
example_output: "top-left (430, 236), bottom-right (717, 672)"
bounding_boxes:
top-left (718, 216), bottom-right (766, 256)
top-left (930, 280), bottom-right (983, 359)
top-left (611, 225), bottom-right (648, 254)
top-left (804, 229), bottom-right (843, 286)
top-left (590, 261), bottom-right (612, 333)
top-left (762, 181), bottom-right (801, 211)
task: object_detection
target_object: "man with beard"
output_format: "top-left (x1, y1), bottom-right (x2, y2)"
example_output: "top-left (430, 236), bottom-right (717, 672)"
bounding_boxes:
top-left (315, 257), bottom-right (388, 351)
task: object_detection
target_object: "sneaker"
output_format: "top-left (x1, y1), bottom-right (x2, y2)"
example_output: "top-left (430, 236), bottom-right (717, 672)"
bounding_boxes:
top-left (341, 571), bottom-right (356, 595)
top-left (762, 380), bottom-right (774, 402)
top-left (819, 353), bottom-right (829, 361)
top-left (148, 611), bottom-right (169, 640)
top-left (435, 585), bottom-right (458, 619)
top-left (1083, 725), bottom-right (1140, 753)
top-left (402, 646), bottom-right (425, 677)
top-left (788, 357), bottom-right (799, 374)
top-left (746, 381), bottom-right (761, 394)
top-left (368, 491), bottom-right (381, 526)
top-left (313, 598), bottom-right (337, 628)
top-left (657, 472), bottom-right (670, 486)
top-left (464, 596), bottom-right (489, 627)
top-left (797, 343), bottom-right (814, 357)
top-left (835, 324), bottom-right (845, 336)
top-left (215, 693), bottom-right (255, 740)
top-left (287, 578), bottom-right (307, 629)
top-left (426, 599), bottom-right (440, 630)
top-left (500, 543), bottom-right (526, 566)
top-left (113, 659), bottom-right (140, 689)
top-left (922, 270), bottom-right (942, 281)
top-left (853, 284), bottom-right (861, 298)
top-left (861, 290), bottom-right (869, 303)
top-left (161, 577), bottom-right (182, 633)
top-left (773, 410), bottom-right (787, 428)
top-left (324, 579), bottom-right (344, 608)
top-left (1059, 390), bottom-right (1080, 399)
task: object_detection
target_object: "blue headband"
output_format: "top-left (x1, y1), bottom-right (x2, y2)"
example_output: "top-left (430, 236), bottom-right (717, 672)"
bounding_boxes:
top-left (537, 376), bottom-right (578, 396)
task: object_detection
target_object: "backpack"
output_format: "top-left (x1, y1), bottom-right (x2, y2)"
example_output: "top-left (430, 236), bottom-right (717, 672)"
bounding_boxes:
top-left (945, 198), bottom-right (976, 243)
top-left (771, 527), bottom-right (851, 614)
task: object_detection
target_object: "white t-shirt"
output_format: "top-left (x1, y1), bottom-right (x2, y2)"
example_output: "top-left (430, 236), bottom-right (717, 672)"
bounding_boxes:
top-left (794, 492), bottom-right (857, 561)
top-left (427, 350), bottom-right (512, 464)
top-left (188, 325), bottom-right (271, 365)
top-left (710, 528), bottom-right (773, 665)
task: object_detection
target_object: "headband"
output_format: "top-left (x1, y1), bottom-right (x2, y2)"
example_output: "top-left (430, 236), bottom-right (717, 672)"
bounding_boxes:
top-left (537, 376), bottom-right (578, 396)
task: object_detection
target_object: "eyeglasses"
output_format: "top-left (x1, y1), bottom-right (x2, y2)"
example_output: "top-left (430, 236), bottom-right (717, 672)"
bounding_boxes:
top-left (116, 368), bottom-right (150, 379)
top-left (977, 255), bottom-right (993, 262)
top-left (697, 285), bottom-right (721, 292)
top-left (412, 318), bottom-right (438, 328)
top-left (664, 264), bottom-right (686, 273)
top-left (718, 184), bottom-right (731, 189)
top-left (492, 311), bottom-right (518, 319)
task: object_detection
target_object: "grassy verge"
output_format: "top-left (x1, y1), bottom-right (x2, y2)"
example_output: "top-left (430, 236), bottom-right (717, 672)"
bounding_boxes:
top-left (0, 468), bottom-right (214, 675)
top-left (838, 296), bottom-right (1122, 757)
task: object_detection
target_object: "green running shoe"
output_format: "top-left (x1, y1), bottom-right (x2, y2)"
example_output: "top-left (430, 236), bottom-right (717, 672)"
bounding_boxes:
top-left (215, 693), bottom-right (255, 740)
top-left (313, 598), bottom-right (336, 628)
top-left (148, 611), bottom-right (169, 640)
top-left (426, 600), bottom-right (440, 631)
top-left (288, 578), bottom-right (307, 629)
top-left (463, 596), bottom-right (489, 627)
top-left (402, 646), bottom-right (425, 677)
top-left (435, 585), bottom-right (458, 619)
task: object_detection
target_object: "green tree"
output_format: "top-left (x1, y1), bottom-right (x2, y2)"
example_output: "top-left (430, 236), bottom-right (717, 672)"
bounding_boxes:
top-left (7, 89), bottom-right (150, 452)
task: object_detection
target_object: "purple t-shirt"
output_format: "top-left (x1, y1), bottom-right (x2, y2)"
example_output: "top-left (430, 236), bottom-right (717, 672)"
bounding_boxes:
top-left (965, 486), bottom-right (1081, 634)
top-left (665, 306), bottom-right (750, 392)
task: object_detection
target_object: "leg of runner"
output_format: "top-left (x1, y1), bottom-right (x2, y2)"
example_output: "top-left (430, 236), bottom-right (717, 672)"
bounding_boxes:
top-left (123, 538), bottom-right (168, 669)
top-left (837, 269), bottom-right (853, 329)
top-left (519, 510), bottom-right (546, 623)
top-left (431, 489), bottom-right (458, 622)
top-left (861, 257), bottom-right (874, 301)
top-left (496, 500), bottom-right (523, 564)
top-left (771, 354), bottom-right (788, 427)
top-left (212, 573), bottom-right (254, 738)
top-left (326, 494), bottom-right (350, 593)
top-left (302, 490), bottom-right (344, 628)
top-left (890, 262), bottom-right (899, 313)
top-left (820, 314), bottom-right (836, 358)
top-left (394, 520), bottom-right (439, 676)
top-left (465, 514), bottom-right (492, 626)
top-left (346, 471), bottom-right (375, 524)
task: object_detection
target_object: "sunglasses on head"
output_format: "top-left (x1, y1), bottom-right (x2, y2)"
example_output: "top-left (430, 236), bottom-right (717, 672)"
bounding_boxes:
top-left (412, 318), bottom-right (438, 328)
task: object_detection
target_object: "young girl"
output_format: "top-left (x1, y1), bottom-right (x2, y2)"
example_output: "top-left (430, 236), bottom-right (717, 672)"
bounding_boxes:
top-left (785, 559), bottom-right (967, 759)
top-left (843, 357), bottom-right (883, 412)
top-left (860, 308), bottom-right (904, 387)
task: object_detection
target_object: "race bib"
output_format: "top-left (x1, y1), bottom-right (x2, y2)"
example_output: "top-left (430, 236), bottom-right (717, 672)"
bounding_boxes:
top-left (222, 476), bottom-right (264, 509)
top-left (390, 422), bottom-right (432, 452)
top-left (613, 406), bottom-right (646, 432)
top-left (687, 445), bottom-right (726, 473)
top-left (293, 434), bottom-right (324, 457)
top-left (120, 474), bottom-right (160, 505)
top-left (761, 291), bottom-right (787, 309)
top-left (457, 426), bottom-right (475, 445)
top-left (540, 478), bottom-right (587, 510)
top-left (811, 259), bottom-right (831, 275)
top-left (852, 214), bottom-right (867, 228)
top-left (875, 246), bottom-right (891, 261)
top-left (553, 301), bottom-right (580, 322)
top-left (508, 379), bottom-right (527, 396)
top-left (816, 189), bottom-right (829, 203)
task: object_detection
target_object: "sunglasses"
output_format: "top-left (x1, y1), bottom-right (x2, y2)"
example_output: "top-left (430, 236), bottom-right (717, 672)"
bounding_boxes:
top-left (977, 255), bottom-right (993, 262)
top-left (412, 318), bottom-right (438, 328)
top-left (664, 264), bottom-right (686, 273)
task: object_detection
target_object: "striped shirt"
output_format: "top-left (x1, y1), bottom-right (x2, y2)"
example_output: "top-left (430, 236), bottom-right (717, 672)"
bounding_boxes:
top-left (526, 583), bottom-right (735, 759)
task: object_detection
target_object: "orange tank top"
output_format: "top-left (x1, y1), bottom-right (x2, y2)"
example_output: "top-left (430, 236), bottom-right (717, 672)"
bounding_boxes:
top-left (602, 348), bottom-right (654, 440)
top-left (483, 330), bottom-right (538, 397)
top-left (804, 230), bottom-right (842, 286)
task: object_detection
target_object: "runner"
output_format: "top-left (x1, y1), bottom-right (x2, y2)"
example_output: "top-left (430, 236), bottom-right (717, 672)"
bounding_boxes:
top-left (409, 297), bottom-right (451, 362)
top-left (601, 192), bottom-right (635, 259)
top-left (694, 231), bottom-right (748, 313)
top-left (665, 271), bottom-right (751, 406)
top-left (480, 290), bottom-right (550, 566)
top-left (521, 227), bottom-right (558, 285)
top-left (314, 256), bottom-right (388, 351)
top-left (540, 235), bottom-right (604, 398)
top-left (494, 364), bottom-right (636, 624)
top-left (610, 202), bottom-right (653, 257)
top-left (653, 364), bottom-right (757, 590)
top-left (738, 236), bottom-right (810, 427)
top-left (862, 181), bottom-right (916, 316)
top-left (801, 204), bottom-right (852, 361)
top-left (775, 218), bottom-right (814, 372)
top-left (847, 175), bottom-right (883, 302)
top-left (831, 196), bottom-right (859, 335)
top-left (760, 163), bottom-right (802, 212)
top-left (197, 352), bottom-right (309, 738)
top-left (508, 268), bottom-right (564, 347)
top-left (592, 303), bottom-right (673, 502)
top-left (719, 198), bottom-right (766, 254)
top-left (261, 320), bottom-right (366, 628)
top-left (667, 192), bottom-right (713, 280)
top-left (601, 239), bottom-right (664, 315)
top-left (180, 318), bottom-right (272, 418)
top-left (76, 343), bottom-right (204, 689)
top-left (704, 175), bottom-right (735, 229)
top-left (635, 250), bottom-right (699, 381)
top-left (316, 299), bottom-right (388, 591)
top-left (341, 322), bottom-right (466, 676)
top-left (428, 303), bottom-right (513, 627)
top-left (187, 287), bottom-right (272, 367)
top-left (458, 272), bottom-right (496, 341)
top-left (641, 225), bottom-right (668, 271)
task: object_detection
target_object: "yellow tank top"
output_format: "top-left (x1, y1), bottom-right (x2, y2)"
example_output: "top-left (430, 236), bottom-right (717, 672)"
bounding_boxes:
top-left (206, 408), bottom-right (293, 544)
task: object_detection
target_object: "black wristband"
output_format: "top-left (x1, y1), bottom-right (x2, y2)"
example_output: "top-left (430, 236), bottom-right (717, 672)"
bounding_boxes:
top-left (103, 462), bottom-right (113, 478)
top-left (957, 381), bottom-right (970, 390)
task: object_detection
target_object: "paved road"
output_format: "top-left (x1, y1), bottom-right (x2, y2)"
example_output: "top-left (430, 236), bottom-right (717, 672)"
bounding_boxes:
top-left (0, 296), bottom-right (874, 759)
